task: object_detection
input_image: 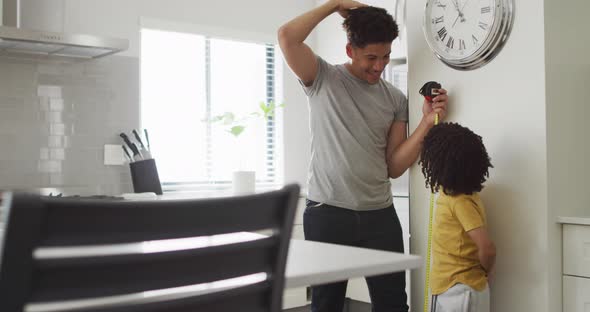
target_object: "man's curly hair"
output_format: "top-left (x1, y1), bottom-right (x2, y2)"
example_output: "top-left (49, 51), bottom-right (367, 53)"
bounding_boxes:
top-left (342, 6), bottom-right (399, 48)
top-left (419, 122), bottom-right (493, 195)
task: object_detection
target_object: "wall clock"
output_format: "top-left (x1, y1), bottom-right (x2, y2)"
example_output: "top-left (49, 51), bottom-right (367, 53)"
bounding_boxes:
top-left (423, 0), bottom-right (514, 70)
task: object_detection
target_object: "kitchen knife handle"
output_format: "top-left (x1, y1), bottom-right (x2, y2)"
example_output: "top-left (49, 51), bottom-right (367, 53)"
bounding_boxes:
top-left (130, 143), bottom-right (143, 160)
top-left (122, 145), bottom-right (132, 162)
top-left (132, 129), bottom-right (146, 149)
top-left (120, 133), bottom-right (133, 149)
top-left (144, 129), bottom-right (151, 149)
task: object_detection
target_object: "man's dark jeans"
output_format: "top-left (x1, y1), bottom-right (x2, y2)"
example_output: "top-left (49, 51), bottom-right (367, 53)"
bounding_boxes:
top-left (303, 199), bottom-right (409, 312)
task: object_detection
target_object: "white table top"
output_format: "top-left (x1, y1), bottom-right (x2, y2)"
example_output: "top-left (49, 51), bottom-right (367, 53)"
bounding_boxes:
top-left (285, 239), bottom-right (421, 288)
top-left (0, 192), bottom-right (422, 290)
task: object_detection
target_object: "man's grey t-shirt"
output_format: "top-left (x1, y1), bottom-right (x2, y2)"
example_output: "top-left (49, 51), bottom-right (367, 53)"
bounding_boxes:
top-left (301, 56), bottom-right (408, 211)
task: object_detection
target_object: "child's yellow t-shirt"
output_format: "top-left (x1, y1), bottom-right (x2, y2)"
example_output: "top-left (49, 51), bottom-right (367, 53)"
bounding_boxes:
top-left (431, 192), bottom-right (488, 295)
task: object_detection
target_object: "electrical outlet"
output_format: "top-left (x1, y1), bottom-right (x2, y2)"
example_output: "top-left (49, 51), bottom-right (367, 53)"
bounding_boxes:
top-left (104, 144), bottom-right (126, 165)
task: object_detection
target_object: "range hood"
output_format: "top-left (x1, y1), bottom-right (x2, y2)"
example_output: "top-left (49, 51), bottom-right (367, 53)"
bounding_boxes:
top-left (0, 0), bottom-right (128, 59)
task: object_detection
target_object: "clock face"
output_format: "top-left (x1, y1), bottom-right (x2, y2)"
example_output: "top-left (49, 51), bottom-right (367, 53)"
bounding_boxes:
top-left (423, 0), bottom-right (513, 70)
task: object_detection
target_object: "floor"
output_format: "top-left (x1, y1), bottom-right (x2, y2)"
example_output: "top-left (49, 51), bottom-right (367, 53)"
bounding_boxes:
top-left (284, 299), bottom-right (372, 312)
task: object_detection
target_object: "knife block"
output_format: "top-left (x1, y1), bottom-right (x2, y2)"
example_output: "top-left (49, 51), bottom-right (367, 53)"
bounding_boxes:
top-left (129, 158), bottom-right (163, 195)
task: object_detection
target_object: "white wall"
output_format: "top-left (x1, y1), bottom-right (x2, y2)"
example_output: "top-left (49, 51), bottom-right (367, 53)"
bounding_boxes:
top-left (545, 1), bottom-right (590, 311)
top-left (49, 0), bottom-right (314, 187)
top-left (407, 0), bottom-right (550, 311)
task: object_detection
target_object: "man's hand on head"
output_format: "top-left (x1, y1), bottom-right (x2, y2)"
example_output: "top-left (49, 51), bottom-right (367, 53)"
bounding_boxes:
top-left (333, 0), bottom-right (368, 18)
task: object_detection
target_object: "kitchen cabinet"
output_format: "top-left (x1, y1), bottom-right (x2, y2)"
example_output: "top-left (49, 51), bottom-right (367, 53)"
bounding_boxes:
top-left (558, 217), bottom-right (590, 312)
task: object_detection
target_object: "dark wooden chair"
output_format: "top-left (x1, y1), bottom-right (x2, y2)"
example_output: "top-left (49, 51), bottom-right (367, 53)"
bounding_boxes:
top-left (0, 184), bottom-right (299, 312)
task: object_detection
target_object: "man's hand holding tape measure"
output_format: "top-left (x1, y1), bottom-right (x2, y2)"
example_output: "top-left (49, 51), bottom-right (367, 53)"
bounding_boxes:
top-left (419, 81), bottom-right (448, 126)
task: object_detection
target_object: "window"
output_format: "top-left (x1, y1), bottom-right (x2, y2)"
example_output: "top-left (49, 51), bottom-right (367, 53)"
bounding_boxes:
top-left (141, 28), bottom-right (283, 191)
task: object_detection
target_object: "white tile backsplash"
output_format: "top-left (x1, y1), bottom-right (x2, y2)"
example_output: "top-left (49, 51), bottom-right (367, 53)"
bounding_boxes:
top-left (38, 160), bottom-right (61, 173)
top-left (0, 55), bottom-right (140, 195)
top-left (49, 148), bottom-right (65, 160)
top-left (47, 135), bottom-right (64, 148)
top-left (44, 111), bottom-right (62, 123)
top-left (49, 98), bottom-right (64, 111)
top-left (39, 148), bottom-right (49, 160)
top-left (49, 123), bottom-right (65, 135)
top-left (37, 85), bottom-right (62, 98)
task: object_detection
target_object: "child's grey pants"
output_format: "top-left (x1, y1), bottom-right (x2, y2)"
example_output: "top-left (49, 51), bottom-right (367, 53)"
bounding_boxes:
top-left (432, 283), bottom-right (490, 312)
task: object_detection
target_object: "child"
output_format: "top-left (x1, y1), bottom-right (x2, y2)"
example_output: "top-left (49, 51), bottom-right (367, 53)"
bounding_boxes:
top-left (419, 122), bottom-right (496, 312)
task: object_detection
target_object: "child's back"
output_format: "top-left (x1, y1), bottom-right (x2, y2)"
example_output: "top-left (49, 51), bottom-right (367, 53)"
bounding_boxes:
top-left (419, 122), bottom-right (495, 312)
top-left (432, 192), bottom-right (488, 294)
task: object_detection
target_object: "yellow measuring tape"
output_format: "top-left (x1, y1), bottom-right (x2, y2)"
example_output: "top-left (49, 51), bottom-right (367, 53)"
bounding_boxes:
top-left (423, 113), bottom-right (438, 312)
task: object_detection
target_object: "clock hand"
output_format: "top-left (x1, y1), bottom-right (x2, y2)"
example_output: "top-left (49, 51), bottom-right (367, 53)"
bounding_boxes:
top-left (459, 0), bottom-right (470, 11)
top-left (458, 0), bottom-right (470, 22)
top-left (452, 0), bottom-right (470, 27)
top-left (450, 0), bottom-right (466, 26)
top-left (452, 12), bottom-right (463, 27)
top-left (451, 0), bottom-right (461, 12)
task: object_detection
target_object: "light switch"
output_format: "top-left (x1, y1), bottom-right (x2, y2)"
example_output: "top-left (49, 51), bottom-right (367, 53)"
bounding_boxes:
top-left (104, 144), bottom-right (126, 165)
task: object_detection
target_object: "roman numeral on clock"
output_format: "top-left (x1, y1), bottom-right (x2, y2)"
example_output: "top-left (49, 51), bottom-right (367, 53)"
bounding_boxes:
top-left (459, 39), bottom-right (466, 50)
top-left (433, 16), bottom-right (444, 24)
top-left (446, 36), bottom-right (454, 49)
top-left (478, 22), bottom-right (488, 30)
top-left (481, 6), bottom-right (491, 14)
top-left (435, 0), bottom-right (447, 8)
top-left (438, 27), bottom-right (448, 41)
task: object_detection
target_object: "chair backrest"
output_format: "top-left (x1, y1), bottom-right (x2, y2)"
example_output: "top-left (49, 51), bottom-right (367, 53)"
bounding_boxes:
top-left (0, 184), bottom-right (299, 312)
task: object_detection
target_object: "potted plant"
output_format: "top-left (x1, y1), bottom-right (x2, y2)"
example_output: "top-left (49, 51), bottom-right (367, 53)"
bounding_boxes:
top-left (207, 101), bottom-right (284, 194)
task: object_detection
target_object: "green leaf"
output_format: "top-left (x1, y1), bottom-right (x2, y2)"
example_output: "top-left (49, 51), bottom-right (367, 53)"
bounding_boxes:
top-left (207, 102), bottom-right (285, 136)
top-left (209, 116), bottom-right (222, 123)
top-left (209, 112), bottom-right (235, 124)
top-left (222, 112), bottom-right (235, 125)
top-left (228, 125), bottom-right (245, 137)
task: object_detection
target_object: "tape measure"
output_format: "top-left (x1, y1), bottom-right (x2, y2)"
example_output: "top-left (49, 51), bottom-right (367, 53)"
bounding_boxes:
top-left (418, 81), bottom-right (441, 312)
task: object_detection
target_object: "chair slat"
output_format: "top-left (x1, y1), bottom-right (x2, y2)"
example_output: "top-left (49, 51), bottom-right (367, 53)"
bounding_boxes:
top-left (26, 280), bottom-right (270, 312)
top-left (41, 191), bottom-right (290, 246)
top-left (30, 238), bottom-right (278, 302)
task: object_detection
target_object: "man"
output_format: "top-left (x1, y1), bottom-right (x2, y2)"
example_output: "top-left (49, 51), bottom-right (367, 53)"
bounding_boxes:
top-left (278, 1), bottom-right (448, 311)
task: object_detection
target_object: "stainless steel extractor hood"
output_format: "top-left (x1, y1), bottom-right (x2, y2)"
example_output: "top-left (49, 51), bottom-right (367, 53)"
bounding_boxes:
top-left (0, 0), bottom-right (128, 59)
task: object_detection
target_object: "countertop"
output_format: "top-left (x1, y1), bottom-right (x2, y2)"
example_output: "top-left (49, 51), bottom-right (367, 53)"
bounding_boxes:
top-left (556, 216), bottom-right (590, 226)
